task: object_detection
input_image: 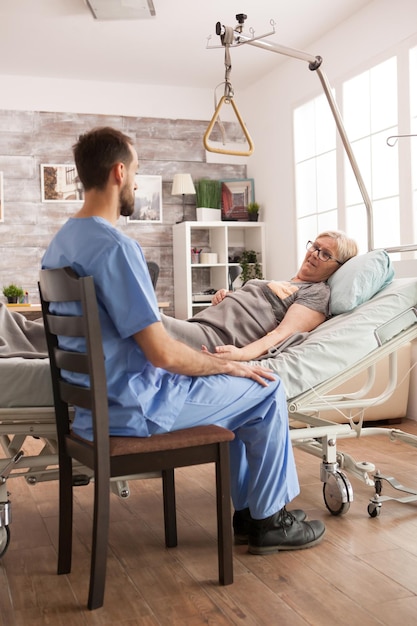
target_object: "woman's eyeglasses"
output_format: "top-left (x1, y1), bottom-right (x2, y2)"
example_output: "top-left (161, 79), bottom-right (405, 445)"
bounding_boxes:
top-left (306, 241), bottom-right (342, 265)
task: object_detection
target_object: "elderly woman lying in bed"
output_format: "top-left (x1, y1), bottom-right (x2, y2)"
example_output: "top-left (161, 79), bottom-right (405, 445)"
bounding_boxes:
top-left (162, 231), bottom-right (358, 361)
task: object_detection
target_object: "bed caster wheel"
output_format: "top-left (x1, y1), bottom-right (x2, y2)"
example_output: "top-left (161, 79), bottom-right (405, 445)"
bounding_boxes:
top-left (0, 525), bottom-right (10, 557)
top-left (323, 471), bottom-right (352, 516)
top-left (367, 502), bottom-right (381, 518)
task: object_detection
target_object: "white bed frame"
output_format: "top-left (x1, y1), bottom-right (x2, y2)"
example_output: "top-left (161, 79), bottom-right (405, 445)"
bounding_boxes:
top-left (288, 311), bottom-right (417, 516)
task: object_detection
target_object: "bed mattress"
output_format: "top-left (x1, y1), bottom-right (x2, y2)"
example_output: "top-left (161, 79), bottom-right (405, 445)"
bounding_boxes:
top-left (257, 277), bottom-right (417, 399)
top-left (0, 356), bottom-right (52, 407)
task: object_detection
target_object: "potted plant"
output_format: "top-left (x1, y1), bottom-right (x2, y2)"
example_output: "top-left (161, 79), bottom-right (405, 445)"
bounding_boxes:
top-left (3, 284), bottom-right (24, 304)
top-left (247, 202), bottom-right (260, 222)
top-left (195, 179), bottom-right (222, 221)
top-left (239, 250), bottom-right (263, 284)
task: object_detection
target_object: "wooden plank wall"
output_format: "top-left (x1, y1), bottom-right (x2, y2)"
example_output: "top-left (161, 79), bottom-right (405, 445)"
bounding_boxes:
top-left (0, 110), bottom-right (246, 315)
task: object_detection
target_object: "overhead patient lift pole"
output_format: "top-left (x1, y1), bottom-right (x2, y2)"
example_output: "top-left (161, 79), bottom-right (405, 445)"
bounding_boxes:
top-left (206, 14), bottom-right (374, 251)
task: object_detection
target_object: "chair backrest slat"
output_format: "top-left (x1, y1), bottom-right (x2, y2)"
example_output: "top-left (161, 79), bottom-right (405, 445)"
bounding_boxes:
top-left (59, 380), bottom-right (93, 410)
top-left (47, 314), bottom-right (86, 337)
top-left (54, 348), bottom-right (89, 374)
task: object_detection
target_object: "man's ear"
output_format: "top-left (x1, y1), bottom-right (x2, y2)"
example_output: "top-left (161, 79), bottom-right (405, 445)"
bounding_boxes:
top-left (113, 162), bottom-right (125, 185)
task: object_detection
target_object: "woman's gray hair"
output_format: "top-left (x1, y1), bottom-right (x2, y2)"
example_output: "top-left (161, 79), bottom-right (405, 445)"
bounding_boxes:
top-left (316, 230), bottom-right (358, 264)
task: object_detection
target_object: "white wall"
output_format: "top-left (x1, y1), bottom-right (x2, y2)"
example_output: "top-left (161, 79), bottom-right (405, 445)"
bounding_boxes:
top-left (0, 75), bottom-right (213, 120)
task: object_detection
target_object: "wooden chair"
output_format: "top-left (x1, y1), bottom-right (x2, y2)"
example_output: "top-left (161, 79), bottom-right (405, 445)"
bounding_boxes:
top-left (38, 267), bottom-right (234, 610)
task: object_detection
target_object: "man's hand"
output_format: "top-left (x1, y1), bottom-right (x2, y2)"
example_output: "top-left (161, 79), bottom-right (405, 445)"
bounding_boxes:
top-left (224, 360), bottom-right (276, 386)
top-left (200, 346), bottom-right (274, 385)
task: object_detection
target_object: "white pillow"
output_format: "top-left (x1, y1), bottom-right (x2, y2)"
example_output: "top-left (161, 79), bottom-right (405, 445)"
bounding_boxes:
top-left (327, 249), bottom-right (394, 315)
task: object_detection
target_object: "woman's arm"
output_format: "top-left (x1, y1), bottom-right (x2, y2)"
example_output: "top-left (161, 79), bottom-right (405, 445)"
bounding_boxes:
top-left (134, 320), bottom-right (276, 385)
top-left (208, 302), bottom-right (325, 361)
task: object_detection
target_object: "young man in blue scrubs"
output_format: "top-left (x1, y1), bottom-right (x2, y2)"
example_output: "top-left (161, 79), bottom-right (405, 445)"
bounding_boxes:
top-left (42, 126), bottom-right (325, 555)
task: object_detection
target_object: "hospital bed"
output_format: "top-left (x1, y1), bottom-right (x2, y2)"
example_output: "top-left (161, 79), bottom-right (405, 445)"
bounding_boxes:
top-left (2, 269), bottom-right (417, 557)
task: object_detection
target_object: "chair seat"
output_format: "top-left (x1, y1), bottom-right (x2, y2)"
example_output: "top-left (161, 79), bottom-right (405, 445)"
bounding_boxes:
top-left (70, 424), bottom-right (234, 456)
top-left (109, 425), bottom-right (235, 455)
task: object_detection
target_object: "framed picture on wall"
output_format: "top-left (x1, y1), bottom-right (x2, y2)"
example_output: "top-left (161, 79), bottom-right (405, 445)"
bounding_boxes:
top-left (128, 175), bottom-right (163, 223)
top-left (40, 164), bottom-right (84, 202)
top-left (220, 178), bottom-right (255, 221)
top-left (0, 172), bottom-right (3, 222)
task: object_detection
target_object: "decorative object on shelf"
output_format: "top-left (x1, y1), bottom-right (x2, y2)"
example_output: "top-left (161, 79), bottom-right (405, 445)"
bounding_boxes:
top-left (3, 284), bottom-right (24, 304)
top-left (220, 178), bottom-right (254, 221)
top-left (200, 252), bottom-right (218, 264)
top-left (129, 175), bottom-right (163, 223)
top-left (195, 179), bottom-right (222, 221)
top-left (191, 248), bottom-right (202, 263)
top-left (247, 202), bottom-right (260, 222)
top-left (40, 164), bottom-right (84, 202)
top-left (171, 173), bottom-right (196, 223)
top-left (239, 250), bottom-right (263, 284)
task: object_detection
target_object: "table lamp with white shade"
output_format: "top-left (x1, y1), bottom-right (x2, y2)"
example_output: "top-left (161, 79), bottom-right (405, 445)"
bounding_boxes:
top-left (171, 173), bottom-right (196, 223)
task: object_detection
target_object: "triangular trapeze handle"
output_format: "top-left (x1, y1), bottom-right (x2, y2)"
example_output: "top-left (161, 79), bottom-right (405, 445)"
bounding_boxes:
top-left (203, 95), bottom-right (254, 157)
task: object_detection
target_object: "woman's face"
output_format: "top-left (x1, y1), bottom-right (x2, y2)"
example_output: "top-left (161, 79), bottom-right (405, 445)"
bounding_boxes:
top-left (296, 236), bottom-right (342, 282)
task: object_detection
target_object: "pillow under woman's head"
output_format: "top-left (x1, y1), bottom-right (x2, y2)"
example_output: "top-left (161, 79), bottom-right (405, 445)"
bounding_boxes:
top-left (327, 249), bottom-right (394, 315)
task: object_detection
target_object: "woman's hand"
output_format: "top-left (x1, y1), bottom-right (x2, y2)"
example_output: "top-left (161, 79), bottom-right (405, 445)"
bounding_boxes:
top-left (200, 345), bottom-right (275, 386)
top-left (202, 344), bottom-right (247, 361)
top-left (211, 288), bottom-right (229, 306)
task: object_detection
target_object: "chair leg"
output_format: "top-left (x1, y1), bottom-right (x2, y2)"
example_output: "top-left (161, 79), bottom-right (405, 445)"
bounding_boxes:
top-left (162, 469), bottom-right (177, 548)
top-left (87, 475), bottom-right (110, 610)
top-left (57, 455), bottom-right (73, 575)
top-left (215, 442), bottom-right (233, 585)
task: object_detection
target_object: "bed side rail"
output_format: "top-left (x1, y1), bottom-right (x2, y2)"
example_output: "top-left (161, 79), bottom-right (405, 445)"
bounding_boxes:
top-left (374, 307), bottom-right (417, 346)
top-left (288, 309), bottom-right (417, 414)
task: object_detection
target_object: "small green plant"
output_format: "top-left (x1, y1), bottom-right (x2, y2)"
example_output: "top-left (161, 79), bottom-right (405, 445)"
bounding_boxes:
top-left (239, 250), bottom-right (263, 284)
top-left (247, 201), bottom-right (260, 222)
top-left (3, 284), bottom-right (24, 303)
top-left (195, 179), bottom-right (221, 208)
top-left (247, 202), bottom-right (260, 214)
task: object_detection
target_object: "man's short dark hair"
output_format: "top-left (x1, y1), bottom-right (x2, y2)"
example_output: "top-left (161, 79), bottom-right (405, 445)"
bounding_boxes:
top-left (73, 127), bottom-right (134, 191)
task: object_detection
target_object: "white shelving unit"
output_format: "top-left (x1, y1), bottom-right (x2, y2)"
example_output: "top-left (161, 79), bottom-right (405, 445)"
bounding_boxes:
top-left (173, 221), bottom-right (266, 319)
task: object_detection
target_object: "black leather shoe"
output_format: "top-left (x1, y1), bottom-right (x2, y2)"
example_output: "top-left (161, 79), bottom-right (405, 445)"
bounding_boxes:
top-left (248, 507), bottom-right (325, 554)
top-left (233, 506), bottom-right (307, 545)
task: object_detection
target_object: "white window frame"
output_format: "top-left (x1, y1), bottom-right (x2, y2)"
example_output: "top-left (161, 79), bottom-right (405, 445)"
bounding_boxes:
top-left (293, 34), bottom-right (417, 264)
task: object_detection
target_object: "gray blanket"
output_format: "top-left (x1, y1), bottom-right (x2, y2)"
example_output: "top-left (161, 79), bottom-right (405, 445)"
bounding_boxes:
top-left (0, 300), bottom-right (307, 361)
top-left (0, 303), bottom-right (47, 358)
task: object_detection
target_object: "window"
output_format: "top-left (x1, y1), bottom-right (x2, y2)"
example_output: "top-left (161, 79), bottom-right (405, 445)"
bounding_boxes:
top-left (294, 94), bottom-right (337, 256)
top-left (343, 57), bottom-right (399, 251)
top-left (293, 49), bottom-right (416, 261)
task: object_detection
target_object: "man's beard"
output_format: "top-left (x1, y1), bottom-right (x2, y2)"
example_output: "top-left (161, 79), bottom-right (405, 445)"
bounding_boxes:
top-left (119, 184), bottom-right (135, 217)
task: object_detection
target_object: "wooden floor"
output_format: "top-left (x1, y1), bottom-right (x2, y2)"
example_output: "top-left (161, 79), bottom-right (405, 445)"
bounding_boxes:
top-left (1, 419), bottom-right (417, 625)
